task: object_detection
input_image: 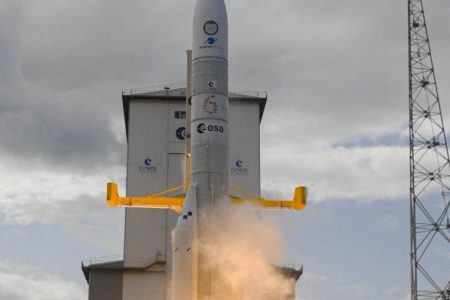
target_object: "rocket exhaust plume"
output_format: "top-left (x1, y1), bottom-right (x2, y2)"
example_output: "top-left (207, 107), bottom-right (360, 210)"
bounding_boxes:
top-left (199, 202), bottom-right (297, 300)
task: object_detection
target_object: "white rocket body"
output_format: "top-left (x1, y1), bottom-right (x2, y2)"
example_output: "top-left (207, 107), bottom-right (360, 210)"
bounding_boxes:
top-left (171, 184), bottom-right (198, 300)
top-left (172, 0), bottom-right (228, 299)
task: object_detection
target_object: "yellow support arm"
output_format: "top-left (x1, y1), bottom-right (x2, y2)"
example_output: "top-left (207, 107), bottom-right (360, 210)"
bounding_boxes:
top-left (230, 186), bottom-right (307, 210)
top-left (107, 183), bottom-right (306, 213)
top-left (107, 182), bottom-right (185, 213)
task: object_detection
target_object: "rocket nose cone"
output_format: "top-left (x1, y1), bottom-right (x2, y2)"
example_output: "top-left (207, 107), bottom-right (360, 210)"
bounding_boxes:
top-left (193, 0), bottom-right (228, 60)
top-left (194, 0), bottom-right (227, 9)
top-left (193, 0), bottom-right (228, 24)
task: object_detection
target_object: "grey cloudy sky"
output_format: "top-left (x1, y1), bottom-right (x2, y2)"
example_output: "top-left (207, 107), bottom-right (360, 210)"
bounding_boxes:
top-left (1, 0), bottom-right (449, 299)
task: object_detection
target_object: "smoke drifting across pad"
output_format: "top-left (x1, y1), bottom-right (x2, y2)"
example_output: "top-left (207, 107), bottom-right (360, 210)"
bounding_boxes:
top-left (198, 202), bottom-right (295, 300)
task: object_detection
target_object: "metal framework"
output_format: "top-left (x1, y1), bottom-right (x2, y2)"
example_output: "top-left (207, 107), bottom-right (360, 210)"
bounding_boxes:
top-left (408, 0), bottom-right (450, 299)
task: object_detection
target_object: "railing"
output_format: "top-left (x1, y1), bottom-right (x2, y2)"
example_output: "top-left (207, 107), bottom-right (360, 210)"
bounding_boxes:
top-left (283, 263), bottom-right (303, 270)
top-left (82, 254), bottom-right (123, 266)
top-left (122, 83), bottom-right (266, 99)
top-left (229, 87), bottom-right (267, 99)
top-left (122, 82), bottom-right (186, 96)
top-left (123, 252), bottom-right (166, 269)
top-left (82, 252), bottom-right (166, 269)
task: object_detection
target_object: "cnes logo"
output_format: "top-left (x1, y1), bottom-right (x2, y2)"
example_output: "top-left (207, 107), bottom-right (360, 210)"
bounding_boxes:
top-left (231, 159), bottom-right (248, 175)
top-left (197, 123), bottom-right (224, 134)
top-left (139, 157), bottom-right (157, 173)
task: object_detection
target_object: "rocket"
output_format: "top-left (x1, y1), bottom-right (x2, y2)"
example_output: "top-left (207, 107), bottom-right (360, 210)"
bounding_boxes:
top-left (105, 0), bottom-right (306, 298)
top-left (172, 0), bottom-right (229, 299)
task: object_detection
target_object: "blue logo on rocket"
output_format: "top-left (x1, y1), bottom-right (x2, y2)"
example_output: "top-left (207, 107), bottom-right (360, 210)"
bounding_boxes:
top-left (204, 37), bottom-right (218, 45)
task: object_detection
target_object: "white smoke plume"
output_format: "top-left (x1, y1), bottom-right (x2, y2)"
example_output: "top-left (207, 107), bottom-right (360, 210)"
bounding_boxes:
top-left (199, 202), bottom-right (296, 300)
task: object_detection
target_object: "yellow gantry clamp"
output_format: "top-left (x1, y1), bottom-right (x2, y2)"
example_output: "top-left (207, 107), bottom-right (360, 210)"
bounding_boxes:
top-left (229, 185), bottom-right (307, 210)
top-left (107, 182), bottom-right (185, 213)
top-left (106, 183), bottom-right (307, 212)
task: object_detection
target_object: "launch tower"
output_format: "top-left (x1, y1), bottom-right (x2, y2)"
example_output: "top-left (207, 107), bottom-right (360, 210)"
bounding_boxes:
top-left (408, 1), bottom-right (450, 299)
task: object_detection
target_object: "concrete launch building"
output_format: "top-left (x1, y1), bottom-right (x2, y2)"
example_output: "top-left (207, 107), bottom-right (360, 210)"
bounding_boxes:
top-left (82, 85), bottom-right (302, 299)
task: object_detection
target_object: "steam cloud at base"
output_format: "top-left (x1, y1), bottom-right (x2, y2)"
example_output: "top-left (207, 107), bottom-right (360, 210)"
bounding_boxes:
top-left (199, 203), bottom-right (295, 300)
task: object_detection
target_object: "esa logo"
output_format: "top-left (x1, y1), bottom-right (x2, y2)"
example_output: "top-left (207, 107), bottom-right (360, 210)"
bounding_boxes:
top-left (231, 160), bottom-right (248, 175)
top-left (197, 123), bottom-right (224, 134)
top-left (139, 157), bottom-right (157, 173)
top-left (176, 127), bottom-right (186, 140)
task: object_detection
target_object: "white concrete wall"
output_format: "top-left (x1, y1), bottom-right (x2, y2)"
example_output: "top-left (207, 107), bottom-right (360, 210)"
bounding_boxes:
top-left (123, 100), bottom-right (186, 300)
top-left (124, 100), bottom-right (169, 264)
top-left (122, 272), bottom-right (165, 299)
top-left (229, 100), bottom-right (261, 196)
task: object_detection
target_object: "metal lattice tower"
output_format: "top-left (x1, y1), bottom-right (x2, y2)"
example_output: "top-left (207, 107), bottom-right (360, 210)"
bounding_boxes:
top-left (408, 0), bottom-right (450, 299)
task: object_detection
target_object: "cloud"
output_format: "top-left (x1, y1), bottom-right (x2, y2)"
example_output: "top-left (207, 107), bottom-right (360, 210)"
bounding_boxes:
top-left (297, 270), bottom-right (409, 300)
top-left (0, 152), bottom-right (125, 253)
top-left (376, 213), bottom-right (400, 229)
top-left (261, 145), bottom-right (408, 201)
top-left (0, 262), bottom-right (85, 300)
top-left (0, 1), bottom-right (23, 85)
top-left (18, 0), bottom-right (192, 90)
top-left (0, 84), bottom-right (126, 171)
top-left (0, 153), bottom-right (125, 225)
top-left (0, 173), bottom-right (125, 255)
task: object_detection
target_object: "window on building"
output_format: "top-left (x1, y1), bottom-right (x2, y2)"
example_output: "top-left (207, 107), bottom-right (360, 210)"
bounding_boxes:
top-left (174, 111), bottom-right (186, 119)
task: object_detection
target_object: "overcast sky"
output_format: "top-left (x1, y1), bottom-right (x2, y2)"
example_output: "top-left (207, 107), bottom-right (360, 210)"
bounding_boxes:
top-left (1, 0), bottom-right (449, 299)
